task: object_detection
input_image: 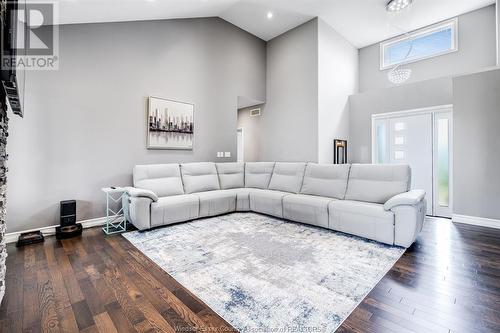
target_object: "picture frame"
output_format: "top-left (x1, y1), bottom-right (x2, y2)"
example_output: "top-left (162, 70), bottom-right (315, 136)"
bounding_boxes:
top-left (147, 96), bottom-right (194, 150)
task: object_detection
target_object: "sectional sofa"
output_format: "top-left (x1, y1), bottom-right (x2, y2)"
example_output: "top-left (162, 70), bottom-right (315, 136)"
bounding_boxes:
top-left (125, 162), bottom-right (426, 247)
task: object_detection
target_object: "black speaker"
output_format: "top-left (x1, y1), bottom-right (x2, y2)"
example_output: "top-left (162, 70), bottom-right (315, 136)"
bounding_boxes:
top-left (60, 200), bottom-right (76, 226)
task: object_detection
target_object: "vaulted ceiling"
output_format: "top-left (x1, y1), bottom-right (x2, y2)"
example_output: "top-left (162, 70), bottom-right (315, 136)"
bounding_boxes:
top-left (49, 0), bottom-right (495, 48)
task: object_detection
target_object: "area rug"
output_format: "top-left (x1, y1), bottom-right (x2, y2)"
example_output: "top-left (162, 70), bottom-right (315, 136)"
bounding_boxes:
top-left (124, 213), bottom-right (405, 332)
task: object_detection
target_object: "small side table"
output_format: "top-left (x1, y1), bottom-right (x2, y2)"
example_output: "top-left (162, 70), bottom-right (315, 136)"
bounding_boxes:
top-left (102, 187), bottom-right (128, 235)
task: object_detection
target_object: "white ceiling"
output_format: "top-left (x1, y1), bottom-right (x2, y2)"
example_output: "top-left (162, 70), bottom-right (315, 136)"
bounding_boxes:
top-left (47, 0), bottom-right (495, 48)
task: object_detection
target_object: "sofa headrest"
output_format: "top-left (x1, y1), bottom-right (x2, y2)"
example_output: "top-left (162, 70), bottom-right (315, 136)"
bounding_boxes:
top-left (245, 162), bottom-right (275, 189)
top-left (133, 164), bottom-right (184, 197)
top-left (300, 163), bottom-right (351, 199)
top-left (216, 163), bottom-right (244, 189)
top-left (268, 162), bottom-right (307, 194)
top-left (344, 164), bottom-right (411, 204)
top-left (180, 162), bottom-right (220, 194)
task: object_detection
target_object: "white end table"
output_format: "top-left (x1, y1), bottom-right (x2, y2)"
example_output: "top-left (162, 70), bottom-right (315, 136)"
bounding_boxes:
top-left (102, 187), bottom-right (128, 235)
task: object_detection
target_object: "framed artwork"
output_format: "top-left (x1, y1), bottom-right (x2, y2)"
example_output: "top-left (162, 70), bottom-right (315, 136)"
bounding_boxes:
top-left (147, 96), bottom-right (194, 150)
top-left (334, 139), bottom-right (348, 164)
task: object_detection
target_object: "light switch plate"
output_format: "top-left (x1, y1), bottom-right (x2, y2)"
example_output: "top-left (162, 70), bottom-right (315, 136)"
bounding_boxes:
top-left (224, 152), bottom-right (231, 157)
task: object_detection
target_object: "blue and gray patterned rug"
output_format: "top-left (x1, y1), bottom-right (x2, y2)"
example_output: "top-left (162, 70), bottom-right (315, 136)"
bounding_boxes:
top-left (124, 213), bottom-right (404, 332)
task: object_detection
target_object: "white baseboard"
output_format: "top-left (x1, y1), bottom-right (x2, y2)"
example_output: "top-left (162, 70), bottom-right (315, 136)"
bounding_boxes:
top-left (452, 214), bottom-right (500, 230)
top-left (4, 216), bottom-right (108, 244)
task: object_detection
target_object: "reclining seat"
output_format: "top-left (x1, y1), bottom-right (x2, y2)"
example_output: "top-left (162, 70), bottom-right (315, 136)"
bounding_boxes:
top-left (215, 162), bottom-right (250, 211)
top-left (328, 164), bottom-right (424, 246)
top-left (128, 164), bottom-right (199, 229)
top-left (283, 163), bottom-right (350, 228)
top-left (181, 162), bottom-right (237, 218)
top-left (249, 162), bottom-right (305, 218)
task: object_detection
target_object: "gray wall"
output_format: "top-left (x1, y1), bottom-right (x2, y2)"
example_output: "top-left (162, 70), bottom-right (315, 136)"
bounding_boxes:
top-left (348, 77), bottom-right (453, 163)
top-left (259, 19), bottom-right (319, 162)
top-left (7, 18), bottom-right (266, 233)
top-left (237, 105), bottom-right (263, 162)
top-left (453, 68), bottom-right (500, 220)
top-left (359, 5), bottom-right (497, 92)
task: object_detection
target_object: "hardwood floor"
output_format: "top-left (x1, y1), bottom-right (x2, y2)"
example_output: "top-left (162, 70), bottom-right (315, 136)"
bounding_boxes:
top-left (0, 217), bottom-right (499, 332)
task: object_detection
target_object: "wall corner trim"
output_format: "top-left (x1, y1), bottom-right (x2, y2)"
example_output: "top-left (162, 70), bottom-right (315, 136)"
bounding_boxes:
top-left (452, 214), bottom-right (500, 229)
top-left (4, 216), bottom-right (108, 244)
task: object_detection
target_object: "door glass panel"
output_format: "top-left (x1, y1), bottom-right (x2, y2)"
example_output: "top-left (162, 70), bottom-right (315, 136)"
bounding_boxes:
top-left (437, 118), bottom-right (449, 207)
top-left (394, 136), bottom-right (405, 145)
top-left (375, 120), bottom-right (388, 163)
top-left (394, 122), bottom-right (405, 131)
top-left (394, 150), bottom-right (405, 160)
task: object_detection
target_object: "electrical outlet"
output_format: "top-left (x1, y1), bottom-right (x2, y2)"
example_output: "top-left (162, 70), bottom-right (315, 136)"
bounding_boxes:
top-left (216, 152), bottom-right (222, 157)
top-left (224, 152), bottom-right (231, 157)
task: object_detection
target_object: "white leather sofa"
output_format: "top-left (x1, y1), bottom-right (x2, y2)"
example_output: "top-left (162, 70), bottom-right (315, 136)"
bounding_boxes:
top-left (125, 162), bottom-right (426, 247)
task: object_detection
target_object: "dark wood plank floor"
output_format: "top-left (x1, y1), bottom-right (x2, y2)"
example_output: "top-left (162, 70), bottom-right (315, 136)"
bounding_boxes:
top-left (0, 217), bottom-right (499, 332)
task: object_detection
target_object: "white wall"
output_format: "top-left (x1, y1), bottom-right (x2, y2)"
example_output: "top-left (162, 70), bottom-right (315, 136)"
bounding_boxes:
top-left (317, 19), bottom-right (358, 163)
top-left (7, 18), bottom-right (266, 233)
top-left (257, 18), bottom-right (359, 163)
top-left (237, 106), bottom-right (263, 162)
top-left (259, 19), bottom-right (319, 162)
top-left (359, 5), bottom-right (497, 92)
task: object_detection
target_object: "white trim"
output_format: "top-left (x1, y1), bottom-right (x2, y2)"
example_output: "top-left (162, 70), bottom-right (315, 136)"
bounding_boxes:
top-left (371, 105), bottom-right (454, 217)
top-left (452, 214), bottom-right (500, 229)
top-left (236, 127), bottom-right (244, 163)
top-left (380, 18), bottom-right (459, 70)
top-left (371, 104), bottom-right (453, 164)
top-left (371, 104), bottom-right (453, 119)
top-left (4, 216), bottom-right (108, 244)
top-left (432, 111), bottom-right (453, 218)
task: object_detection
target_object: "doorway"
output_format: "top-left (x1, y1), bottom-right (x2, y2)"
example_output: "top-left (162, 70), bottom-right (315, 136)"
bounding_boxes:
top-left (237, 128), bottom-right (244, 162)
top-left (372, 105), bottom-right (453, 218)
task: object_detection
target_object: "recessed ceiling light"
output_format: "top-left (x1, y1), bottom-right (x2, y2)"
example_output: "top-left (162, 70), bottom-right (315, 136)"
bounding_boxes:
top-left (267, 11), bottom-right (274, 19)
top-left (386, 0), bottom-right (412, 12)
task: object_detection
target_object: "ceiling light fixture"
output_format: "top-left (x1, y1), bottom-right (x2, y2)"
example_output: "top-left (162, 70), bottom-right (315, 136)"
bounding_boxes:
top-left (267, 11), bottom-right (274, 19)
top-left (388, 66), bottom-right (412, 84)
top-left (386, 0), bottom-right (412, 12)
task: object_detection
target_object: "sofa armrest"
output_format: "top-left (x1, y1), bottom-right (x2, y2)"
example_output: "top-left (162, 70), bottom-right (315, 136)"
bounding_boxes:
top-left (125, 187), bottom-right (158, 202)
top-left (127, 196), bottom-right (153, 230)
top-left (384, 190), bottom-right (426, 211)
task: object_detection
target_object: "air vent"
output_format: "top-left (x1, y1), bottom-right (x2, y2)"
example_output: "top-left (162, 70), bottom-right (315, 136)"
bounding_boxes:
top-left (249, 108), bottom-right (261, 117)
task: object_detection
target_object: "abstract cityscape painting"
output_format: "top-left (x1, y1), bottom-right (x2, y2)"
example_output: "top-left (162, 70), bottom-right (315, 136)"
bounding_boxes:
top-left (147, 96), bottom-right (194, 150)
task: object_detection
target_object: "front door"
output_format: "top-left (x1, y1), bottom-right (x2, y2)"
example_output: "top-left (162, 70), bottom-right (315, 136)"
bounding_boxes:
top-left (373, 106), bottom-right (453, 217)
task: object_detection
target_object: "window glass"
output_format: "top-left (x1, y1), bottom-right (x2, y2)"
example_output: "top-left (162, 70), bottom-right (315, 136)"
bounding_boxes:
top-left (437, 118), bottom-right (449, 207)
top-left (375, 120), bottom-right (388, 164)
top-left (381, 19), bottom-right (457, 69)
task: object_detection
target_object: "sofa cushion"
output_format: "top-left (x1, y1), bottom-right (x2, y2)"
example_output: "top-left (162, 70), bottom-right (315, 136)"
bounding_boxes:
top-left (345, 164), bottom-right (411, 204)
top-left (283, 194), bottom-right (335, 228)
top-left (150, 194), bottom-right (199, 227)
top-left (245, 162), bottom-right (275, 189)
top-left (195, 190), bottom-right (237, 217)
top-left (133, 164), bottom-right (184, 197)
top-left (328, 200), bottom-right (395, 245)
top-left (268, 162), bottom-right (307, 194)
top-left (180, 162), bottom-right (220, 194)
top-left (300, 163), bottom-right (350, 199)
top-left (221, 188), bottom-right (252, 212)
top-left (216, 163), bottom-right (244, 189)
top-left (249, 189), bottom-right (291, 218)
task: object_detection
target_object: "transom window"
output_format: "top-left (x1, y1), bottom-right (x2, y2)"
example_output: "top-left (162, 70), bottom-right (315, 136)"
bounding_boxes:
top-left (380, 18), bottom-right (458, 70)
